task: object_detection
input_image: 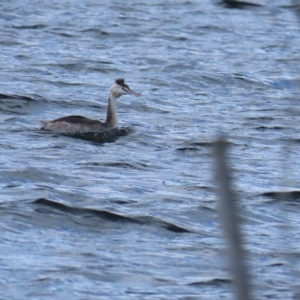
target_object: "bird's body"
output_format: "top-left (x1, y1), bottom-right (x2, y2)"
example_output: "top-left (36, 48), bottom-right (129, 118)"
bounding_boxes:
top-left (41, 116), bottom-right (105, 133)
top-left (41, 78), bottom-right (140, 133)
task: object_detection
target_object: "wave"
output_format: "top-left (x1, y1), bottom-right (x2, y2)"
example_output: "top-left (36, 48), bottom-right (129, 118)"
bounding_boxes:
top-left (33, 198), bottom-right (191, 233)
top-left (259, 191), bottom-right (300, 201)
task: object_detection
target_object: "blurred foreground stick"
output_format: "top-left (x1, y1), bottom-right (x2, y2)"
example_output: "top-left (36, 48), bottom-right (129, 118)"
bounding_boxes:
top-left (292, 0), bottom-right (300, 20)
top-left (214, 137), bottom-right (252, 300)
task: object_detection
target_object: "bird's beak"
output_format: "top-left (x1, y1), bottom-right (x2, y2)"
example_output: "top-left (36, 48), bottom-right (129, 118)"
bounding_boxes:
top-left (125, 87), bottom-right (140, 97)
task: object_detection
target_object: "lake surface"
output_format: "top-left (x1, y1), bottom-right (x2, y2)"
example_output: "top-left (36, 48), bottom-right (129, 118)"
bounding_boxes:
top-left (1, 0), bottom-right (300, 299)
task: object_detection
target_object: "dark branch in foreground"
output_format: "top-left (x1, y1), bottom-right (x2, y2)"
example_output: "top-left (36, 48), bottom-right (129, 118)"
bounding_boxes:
top-left (214, 136), bottom-right (252, 300)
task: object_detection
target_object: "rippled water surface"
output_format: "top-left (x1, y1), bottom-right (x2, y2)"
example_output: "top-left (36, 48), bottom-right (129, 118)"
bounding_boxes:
top-left (1, 0), bottom-right (300, 299)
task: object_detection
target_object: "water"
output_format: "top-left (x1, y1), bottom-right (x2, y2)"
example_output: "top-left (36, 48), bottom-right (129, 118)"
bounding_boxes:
top-left (1, 0), bottom-right (300, 299)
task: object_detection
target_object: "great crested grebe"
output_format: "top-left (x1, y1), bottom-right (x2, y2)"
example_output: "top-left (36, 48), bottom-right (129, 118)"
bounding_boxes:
top-left (41, 78), bottom-right (140, 133)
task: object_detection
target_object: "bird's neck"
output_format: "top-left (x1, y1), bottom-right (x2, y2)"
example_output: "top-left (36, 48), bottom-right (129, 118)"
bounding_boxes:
top-left (105, 95), bottom-right (118, 128)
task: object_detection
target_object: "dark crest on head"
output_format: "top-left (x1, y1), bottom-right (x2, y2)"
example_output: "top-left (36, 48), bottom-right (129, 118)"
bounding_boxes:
top-left (115, 78), bottom-right (127, 87)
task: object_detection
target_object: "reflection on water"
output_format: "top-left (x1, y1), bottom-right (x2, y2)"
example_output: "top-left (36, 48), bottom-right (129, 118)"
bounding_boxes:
top-left (54, 127), bottom-right (134, 144)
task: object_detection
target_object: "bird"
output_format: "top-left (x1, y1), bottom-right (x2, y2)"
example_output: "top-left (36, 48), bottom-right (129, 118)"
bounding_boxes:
top-left (41, 78), bottom-right (140, 133)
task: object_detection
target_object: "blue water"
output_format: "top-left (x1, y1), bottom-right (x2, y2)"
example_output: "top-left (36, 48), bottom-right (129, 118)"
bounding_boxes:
top-left (1, 0), bottom-right (300, 299)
